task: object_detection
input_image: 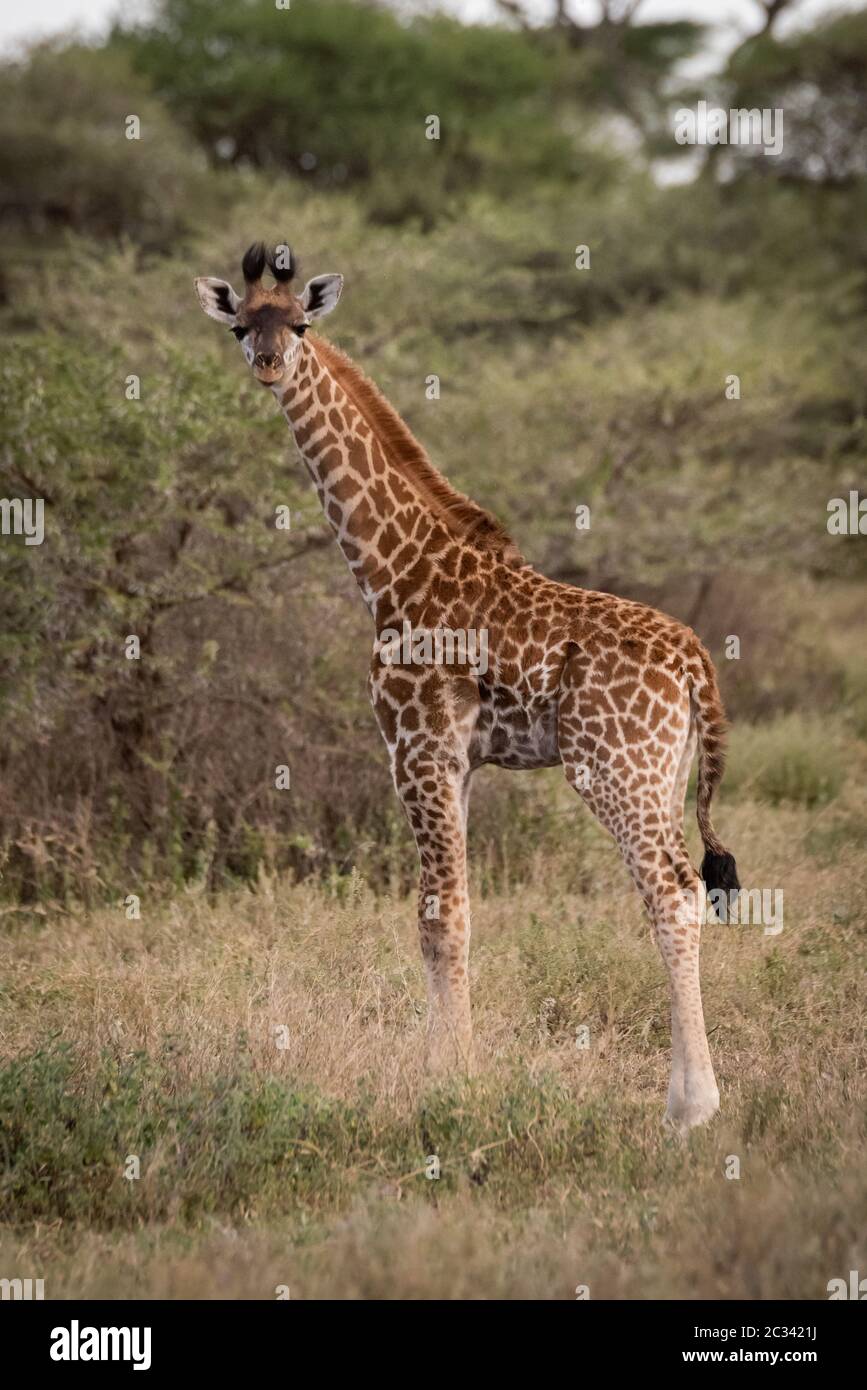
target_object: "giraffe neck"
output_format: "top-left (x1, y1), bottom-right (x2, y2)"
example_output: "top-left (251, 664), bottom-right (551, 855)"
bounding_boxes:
top-left (277, 335), bottom-right (521, 623)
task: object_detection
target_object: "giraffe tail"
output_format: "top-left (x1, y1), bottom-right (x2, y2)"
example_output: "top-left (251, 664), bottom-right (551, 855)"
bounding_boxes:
top-left (689, 648), bottom-right (740, 895)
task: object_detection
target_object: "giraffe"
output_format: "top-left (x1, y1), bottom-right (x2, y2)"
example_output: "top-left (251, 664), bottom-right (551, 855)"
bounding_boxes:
top-left (195, 241), bottom-right (740, 1130)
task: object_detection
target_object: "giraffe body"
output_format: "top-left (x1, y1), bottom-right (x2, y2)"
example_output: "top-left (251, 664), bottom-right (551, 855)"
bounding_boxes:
top-left (195, 243), bottom-right (739, 1129)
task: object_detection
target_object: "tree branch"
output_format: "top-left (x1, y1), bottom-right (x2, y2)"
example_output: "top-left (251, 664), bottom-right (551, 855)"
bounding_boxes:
top-left (756, 0), bottom-right (797, 36)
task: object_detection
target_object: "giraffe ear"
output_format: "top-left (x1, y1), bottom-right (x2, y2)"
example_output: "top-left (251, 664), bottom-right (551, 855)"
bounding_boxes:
top-left (194, 277), bottom-right (242, 325)
top-left (300, 273), bottom-right (344, 320)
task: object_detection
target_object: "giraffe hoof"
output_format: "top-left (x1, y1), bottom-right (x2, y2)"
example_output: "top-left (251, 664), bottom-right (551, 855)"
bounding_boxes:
top-left (425, 1037), bottom-right (474, 1078)
top-left (665, 1091), bottom-right (720, 1133)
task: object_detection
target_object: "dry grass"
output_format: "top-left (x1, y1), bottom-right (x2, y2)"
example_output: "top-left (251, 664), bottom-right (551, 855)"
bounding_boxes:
top-left (1, 755), bottom-right (866, 1300)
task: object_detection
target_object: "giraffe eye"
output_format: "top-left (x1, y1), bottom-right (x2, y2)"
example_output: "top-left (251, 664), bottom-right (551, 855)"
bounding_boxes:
top-left (231, 325), bottom-right (249, 340)
top-left (295, 324), bottom-right (309, 337)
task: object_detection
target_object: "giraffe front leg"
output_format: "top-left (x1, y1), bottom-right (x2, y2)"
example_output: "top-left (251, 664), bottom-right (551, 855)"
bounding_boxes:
top-left (408, 762), bottom-right (474, 1073)
top-left (417, 835), bottom-right (473, 1074)
top-left (369, 664), bottom-right (476, 1076)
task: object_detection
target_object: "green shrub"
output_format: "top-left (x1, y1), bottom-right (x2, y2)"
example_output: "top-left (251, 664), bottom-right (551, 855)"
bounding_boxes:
top-left (0, 1044), bottom-right (631, 1227)
top-left (0, 43), bottom-right (213, 250)
top-left (724, 715), bottom-right (845, 807)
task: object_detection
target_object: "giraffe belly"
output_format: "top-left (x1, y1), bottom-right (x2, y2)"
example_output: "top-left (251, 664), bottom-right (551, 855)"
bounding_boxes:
top-left (469, 693), bottom-right (561, 771)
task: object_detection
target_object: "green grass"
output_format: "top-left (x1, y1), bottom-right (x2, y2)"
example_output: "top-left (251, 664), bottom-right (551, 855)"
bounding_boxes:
top-left (725, 715), bottom-right (846, 808)
top-left (1, 755), bottom-right (865, 1299)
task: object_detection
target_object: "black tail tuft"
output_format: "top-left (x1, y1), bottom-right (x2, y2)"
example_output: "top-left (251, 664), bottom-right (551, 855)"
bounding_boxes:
top-left (701, 850), bottom-right (740, 894)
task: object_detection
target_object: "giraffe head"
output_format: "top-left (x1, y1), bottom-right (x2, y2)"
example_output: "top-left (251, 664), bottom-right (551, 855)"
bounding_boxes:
top-left (194, 241), bottom-right (343, 386)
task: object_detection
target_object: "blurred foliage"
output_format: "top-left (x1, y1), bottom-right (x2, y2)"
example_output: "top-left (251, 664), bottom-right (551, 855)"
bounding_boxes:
top-left (723, 9), bottom-right (867, 183)
top-left (112, 0), bottom-right (620, 226)
top-left (724, 714), bottom-right (845, 807)
top-left (0, 43), bottom-right (215, 254)
top-left (0, 1042), bottom-right (615, 1225)
top-left (1, 0), bottom-right (866, 900)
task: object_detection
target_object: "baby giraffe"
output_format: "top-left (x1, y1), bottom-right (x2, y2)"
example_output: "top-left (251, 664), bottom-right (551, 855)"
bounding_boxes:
top-left (195, 241), bottom-right (739, 1130)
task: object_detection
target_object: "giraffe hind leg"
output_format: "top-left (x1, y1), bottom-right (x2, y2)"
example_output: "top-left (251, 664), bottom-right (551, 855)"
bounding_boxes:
top-left (560, 688), bottom-right (719, 1129)
top-left (664, 720), bottom-right (698, 1119)
top-left (573, 774), bottom-right (718, 1129)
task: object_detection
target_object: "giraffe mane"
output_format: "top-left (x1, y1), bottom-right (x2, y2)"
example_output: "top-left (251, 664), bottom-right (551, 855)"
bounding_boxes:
top-left (311, 335), bottom-right (524, 567)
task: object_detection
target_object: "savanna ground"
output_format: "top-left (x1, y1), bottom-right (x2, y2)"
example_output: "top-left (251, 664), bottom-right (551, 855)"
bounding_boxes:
top-left (2, 700), bottom-right (866, 1299)
top-left (2, 0), bottom-right (867, 1300)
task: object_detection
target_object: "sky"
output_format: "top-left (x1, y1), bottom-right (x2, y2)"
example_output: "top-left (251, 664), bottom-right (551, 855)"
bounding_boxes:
top-left (0, 0), bottom-right (856, 61)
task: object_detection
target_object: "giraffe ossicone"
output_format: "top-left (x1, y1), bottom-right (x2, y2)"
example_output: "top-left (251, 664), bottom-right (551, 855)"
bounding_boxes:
top-left (194, 241), bottom-right (740, 1129)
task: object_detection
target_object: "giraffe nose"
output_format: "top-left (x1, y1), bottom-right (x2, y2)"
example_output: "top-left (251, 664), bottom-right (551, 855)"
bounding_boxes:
top-left (254, 351), bottom-right (282, 370)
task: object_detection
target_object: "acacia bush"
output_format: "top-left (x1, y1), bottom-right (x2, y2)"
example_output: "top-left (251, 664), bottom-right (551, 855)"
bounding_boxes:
top-left (1, 207), bottom-right (864, 902)
top-left (113, 0), bottom-right (618, 219)
top-left (0, 44), bottom-right (214, 253)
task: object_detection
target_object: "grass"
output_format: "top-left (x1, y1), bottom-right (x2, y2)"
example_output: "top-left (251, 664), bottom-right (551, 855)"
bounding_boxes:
top-left (724, 714), bottom-right (846, 808)
top-left (1, 733), bottom-right (866, 1299)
